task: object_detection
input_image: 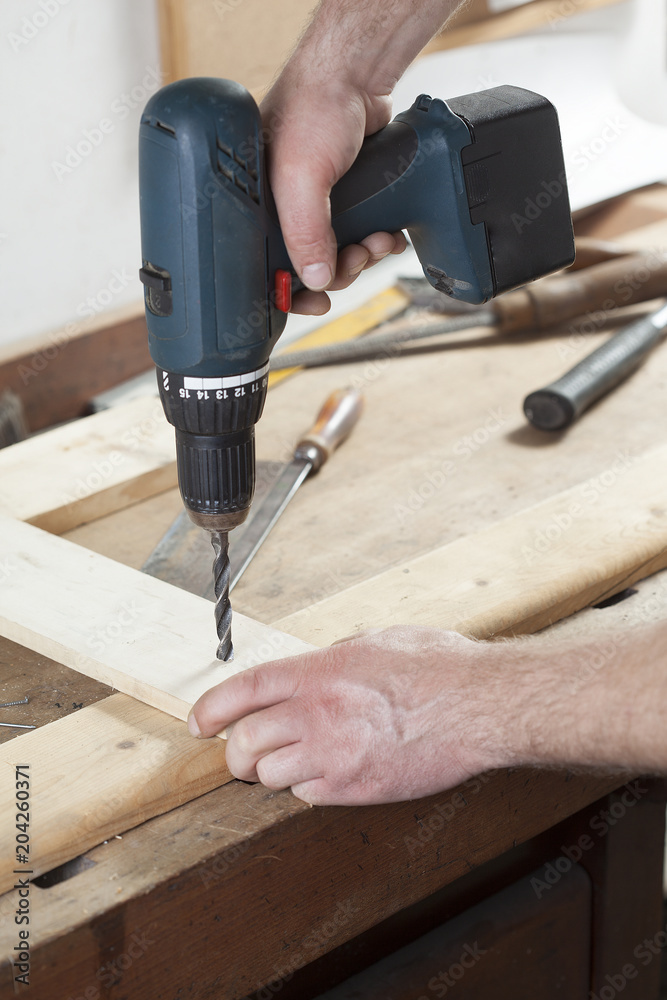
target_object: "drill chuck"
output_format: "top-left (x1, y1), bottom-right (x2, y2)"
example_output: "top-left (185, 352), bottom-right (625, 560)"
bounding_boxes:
top-left (157, 363), bottom-right (269, 533)
top-left (174, 428), bottom-right (254, 531)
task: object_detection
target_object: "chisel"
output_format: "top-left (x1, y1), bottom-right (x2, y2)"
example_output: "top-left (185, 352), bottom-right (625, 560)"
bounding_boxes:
top-left (228, 387), bottom-right (364, 590)
top-left (524, 301), bottom-right (667, 430)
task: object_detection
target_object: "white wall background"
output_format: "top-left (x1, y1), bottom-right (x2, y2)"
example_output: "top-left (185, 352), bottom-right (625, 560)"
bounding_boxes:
top-left (0, 0), bottom-right (665, 354)
top-left (0, 0), bottom-right (160, 350)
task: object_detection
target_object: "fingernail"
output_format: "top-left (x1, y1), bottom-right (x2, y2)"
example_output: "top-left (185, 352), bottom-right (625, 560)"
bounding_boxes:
top-left (301, 263), bottom-right (332, 291)
top-left (347, 261), bottom-right (366, 277)
top-left (187, 711), bottom-right (201, 738)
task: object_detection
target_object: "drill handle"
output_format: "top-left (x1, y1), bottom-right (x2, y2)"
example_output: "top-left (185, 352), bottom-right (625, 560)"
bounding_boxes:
top-left (325, 97), bottom-right (493, 303)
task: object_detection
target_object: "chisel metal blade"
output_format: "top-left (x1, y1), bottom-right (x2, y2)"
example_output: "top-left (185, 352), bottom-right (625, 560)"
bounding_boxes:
top-left (142, 387), bottom-right (363, 598)
top-left (228, 386), bottom-right (363, 589)
top-left (228, 457), bottom-right (312, 591)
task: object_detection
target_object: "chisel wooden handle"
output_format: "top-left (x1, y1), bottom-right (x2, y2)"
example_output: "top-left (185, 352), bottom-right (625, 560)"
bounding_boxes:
top-left (567, 236), bottom-right (630, 270)
top-left (294, 387), bottom-right (364, 472)
top-left (495, 251), bottom-right (667, 333)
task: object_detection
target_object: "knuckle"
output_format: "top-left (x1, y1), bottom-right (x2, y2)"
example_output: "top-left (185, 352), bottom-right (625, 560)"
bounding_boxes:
top-left (196, 699), bottom-right (224, 735)
top-left (239, 666), bottom-right (263, 702)
top-left (256, 758), bottom-right (286, 791)
top-left (232, 716), bottom-right (260, 755)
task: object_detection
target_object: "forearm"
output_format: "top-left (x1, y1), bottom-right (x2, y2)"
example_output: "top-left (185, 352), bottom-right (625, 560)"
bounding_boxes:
top-left (286, 0), bottom-right (465, 96)
top-left (494, 621), bottom-right (667, 774)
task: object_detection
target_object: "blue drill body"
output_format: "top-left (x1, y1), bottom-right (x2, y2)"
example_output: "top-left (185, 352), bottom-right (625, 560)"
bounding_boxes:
top-left (137, 76), bottom-right (574, 658)
top-left (138, 79), bottom-right (521, 378)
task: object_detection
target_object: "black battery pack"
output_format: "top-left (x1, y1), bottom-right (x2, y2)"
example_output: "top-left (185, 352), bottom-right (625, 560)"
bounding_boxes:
top-left (448, 85), bottom-right (575, 296)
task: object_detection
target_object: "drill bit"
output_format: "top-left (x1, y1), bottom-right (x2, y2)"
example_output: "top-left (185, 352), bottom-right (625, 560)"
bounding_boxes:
top-left (211, 531), bottom-right (234, 661)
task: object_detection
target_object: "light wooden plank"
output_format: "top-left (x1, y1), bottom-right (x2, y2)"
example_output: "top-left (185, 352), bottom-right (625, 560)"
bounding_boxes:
top-left (0, 694), bottom-right (231, 895)
top-left (423, 0), bottom-right (626, 53)
top-left (0, 514), bottom-right (314, 720)
top-left (0, 397), bottom-right (176, 534)
top-left (0, 517), bottom-right (312, 893)
top-left (275, 445), bottom-right (667, 644)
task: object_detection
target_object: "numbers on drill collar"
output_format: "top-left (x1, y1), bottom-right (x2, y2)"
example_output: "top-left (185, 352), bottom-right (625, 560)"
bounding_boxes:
top-left (179, 385), bottom-right (265, 400)
top-left (159, 363), bottom-right (268, 436)
top-left (164, 363), bottom-right (270, 402)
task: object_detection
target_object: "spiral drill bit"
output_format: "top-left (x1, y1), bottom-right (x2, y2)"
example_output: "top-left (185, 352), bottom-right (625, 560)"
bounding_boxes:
top-left (211, 531), bottom-right (234, 661)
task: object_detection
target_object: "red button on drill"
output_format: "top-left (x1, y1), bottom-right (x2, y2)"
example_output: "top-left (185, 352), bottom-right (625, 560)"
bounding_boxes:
top-left (274, 269), bottom-right (292, 312)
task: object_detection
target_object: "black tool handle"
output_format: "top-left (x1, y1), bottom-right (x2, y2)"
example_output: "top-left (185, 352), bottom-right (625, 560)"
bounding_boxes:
top-left (524, 303), bottom-right (667, 431)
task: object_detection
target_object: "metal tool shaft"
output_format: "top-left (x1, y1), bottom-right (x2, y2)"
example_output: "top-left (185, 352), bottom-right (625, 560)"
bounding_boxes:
top-left (211, 531), bottom-right (234, 661)
top-left (269, 313), bottom-right (493, 370)
top-left (229, 459), bottom-right (312, 592)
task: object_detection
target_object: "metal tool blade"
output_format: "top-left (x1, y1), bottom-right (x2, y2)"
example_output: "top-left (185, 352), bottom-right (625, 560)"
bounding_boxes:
top-left (141, 459), bottom-right (282, 598)
top-left (228, 458), bottom-right (311, 591)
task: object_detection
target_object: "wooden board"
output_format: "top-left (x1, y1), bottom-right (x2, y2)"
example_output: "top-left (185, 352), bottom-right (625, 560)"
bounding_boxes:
top-left (276, 444), bottom-right (667, 643)
top-left (0, 185), bottom-right (662, 928)
top-left (0, 304), bottom-right (150, 433)
top-left (0, 516), bottom-right (311, 892)
top-left (422, 0), bottom-right (625, 54)
top-left (0, 694), bottom-right (230, 895)
top-left (0, 397), bottom-right (176, 534)
top-left (0, 514), bottom-right (313, 720)
top-left (6, 441), bottom-right (665, 723)
top-left (0, 446), bottom-right (664, 898)
top-left (3, 572), bottom-right (666, 992)
top-left (0, 635), bottom-right (113, 745)
top-left (0, 768), bottom-right (630, 999)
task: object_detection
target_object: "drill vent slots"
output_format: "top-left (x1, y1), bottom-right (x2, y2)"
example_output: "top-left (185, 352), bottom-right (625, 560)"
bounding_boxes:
top-left (216, 137), bottom-right (260, 204)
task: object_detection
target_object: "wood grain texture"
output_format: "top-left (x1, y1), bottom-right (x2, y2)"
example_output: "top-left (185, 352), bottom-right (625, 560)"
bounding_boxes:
top-left (0, 635), bottom-right (113, 745)
top-left (423, 0), bottom-right (625, 53)
top-left (276, 445), bottom-right (667, 644)
top-left (157, 0), bottom-right (323, 91)
top-left (0, 396), bottom-right (176, 533)
top-left (315, 863), bottom-right (592, 999)
top-left (0, 514), bottom-right (314, 722)
top-left (0, 577), bottom-right (662, 991)
top-left (0, 768), bottom-right (625, 999)
top-left (65, 487), bottom-right (185, 570)
top-left (0, 304), bottom-right (149, 433)
top-left (0, 693), bottom-right (231, 895)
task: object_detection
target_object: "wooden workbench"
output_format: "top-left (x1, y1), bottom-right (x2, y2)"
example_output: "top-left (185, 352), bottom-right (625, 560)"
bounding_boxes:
top-left (1, 187), bottom-right (667, 997)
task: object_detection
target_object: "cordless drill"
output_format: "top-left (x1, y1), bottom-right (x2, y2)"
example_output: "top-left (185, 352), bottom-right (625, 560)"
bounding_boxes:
top-left (138, 78), bottom-right (574, 660)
